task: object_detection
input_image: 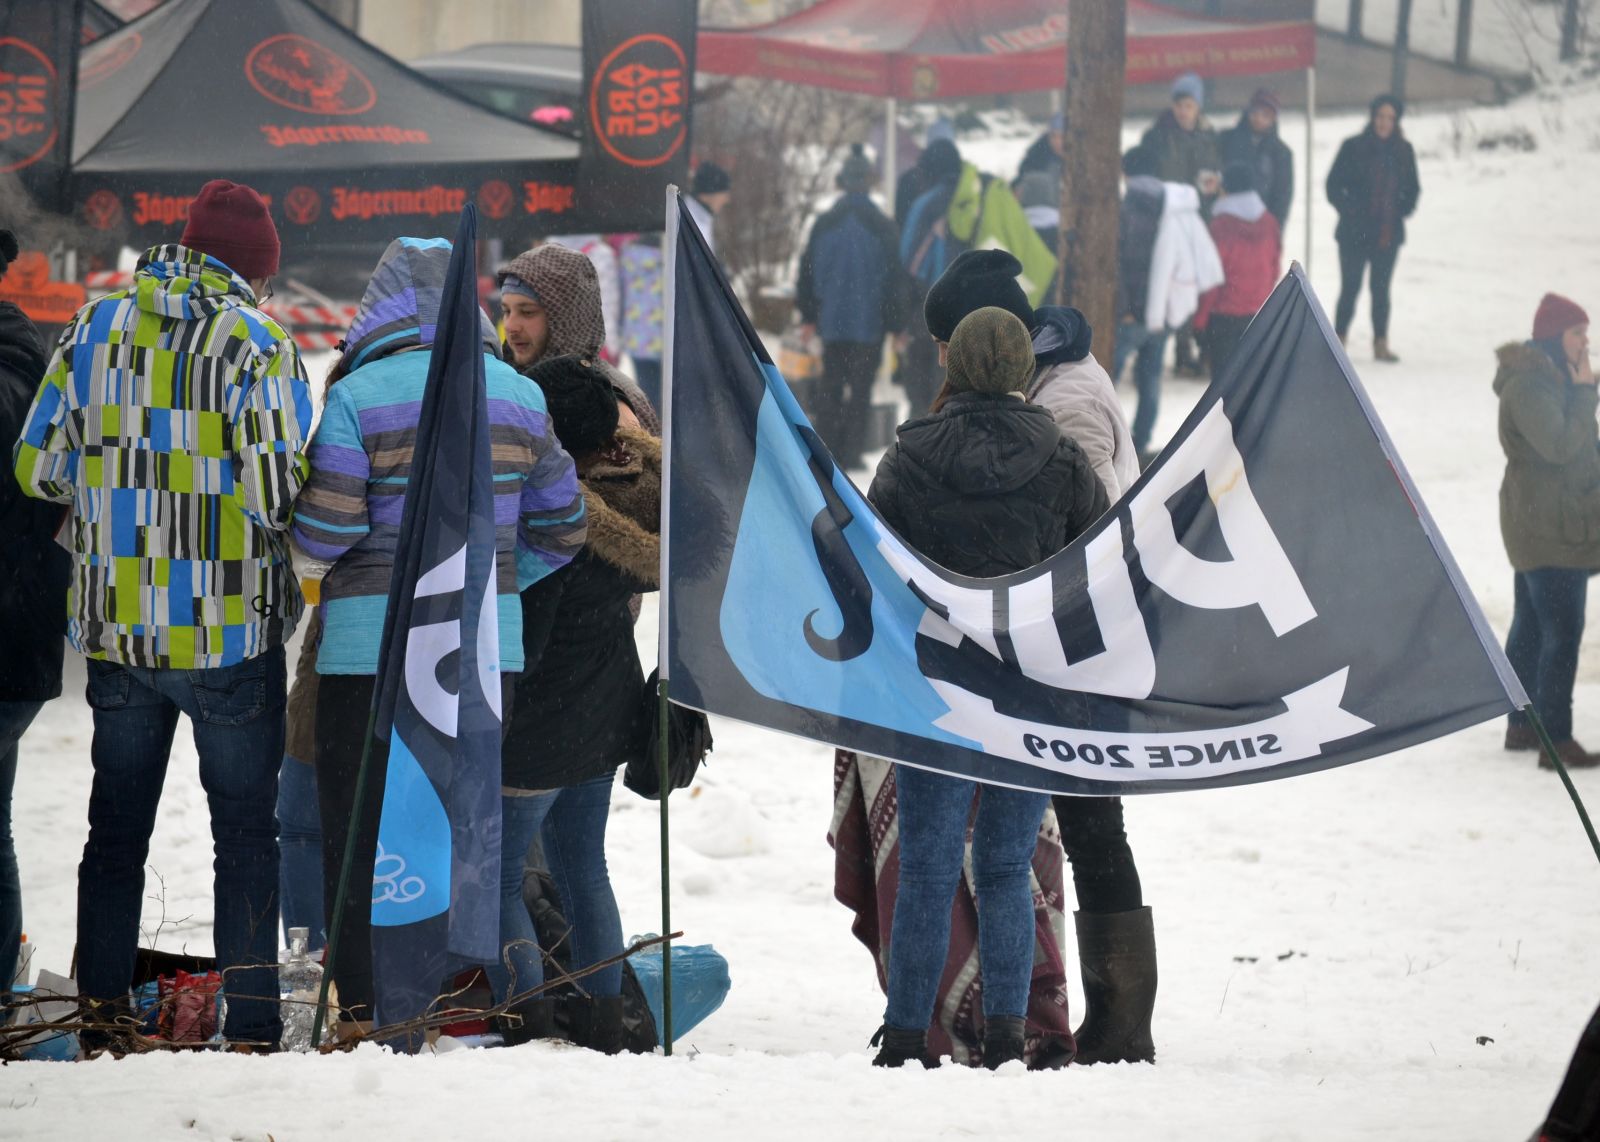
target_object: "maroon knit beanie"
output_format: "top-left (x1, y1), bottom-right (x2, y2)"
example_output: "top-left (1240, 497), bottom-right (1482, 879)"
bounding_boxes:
top-left (1532, 293), bottom-right (1589, 342)
top-left (180, 180), bottom-right (280, 281)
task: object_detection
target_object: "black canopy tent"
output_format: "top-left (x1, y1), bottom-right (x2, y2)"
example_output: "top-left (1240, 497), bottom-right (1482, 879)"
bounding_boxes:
top-left (68, 0), bottom-right (590, 258)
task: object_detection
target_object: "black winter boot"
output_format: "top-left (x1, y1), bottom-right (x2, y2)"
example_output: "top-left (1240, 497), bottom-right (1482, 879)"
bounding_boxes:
top-left (498, 997), bottom-right (561, 1047)
top-left (569, 995), bottom-right (627, 1055)
top-left (1072, 906), bottom-right (1157, 1065)
top-left (981, 1015), bottom-right (1027, 1070)
top-left (869, 1024), bottom-right (936, 1069)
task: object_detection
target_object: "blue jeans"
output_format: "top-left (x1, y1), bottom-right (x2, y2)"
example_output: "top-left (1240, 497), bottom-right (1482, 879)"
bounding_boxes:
top-left (0, 701), bottom-right (45, 992)
top-left (1112, 322), bottom-right (1170, 454)
top-left (885, 764), bottom-right (1048, 1030)
top-left (277, 755), bottom-right (325, 952)
top-left (487, 771), bottom-right (623, 1004)
top-left (1506, 568), bottom-right (1590, 742)
top-left (79, 650), bottom-right (286, 1044)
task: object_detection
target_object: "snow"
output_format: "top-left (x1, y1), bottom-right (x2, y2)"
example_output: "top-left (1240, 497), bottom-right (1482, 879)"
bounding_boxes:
top-left (8, 81), bottom-right (1600, 1141)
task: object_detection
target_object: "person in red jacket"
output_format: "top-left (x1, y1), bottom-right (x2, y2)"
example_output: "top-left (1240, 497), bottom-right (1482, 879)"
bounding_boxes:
top-left (1195, 161), bottom-right (1282, 383)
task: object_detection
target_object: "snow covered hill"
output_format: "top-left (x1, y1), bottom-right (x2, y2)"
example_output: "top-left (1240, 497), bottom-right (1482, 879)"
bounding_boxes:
top-left (7, 80), bottom-right (1600, 1142)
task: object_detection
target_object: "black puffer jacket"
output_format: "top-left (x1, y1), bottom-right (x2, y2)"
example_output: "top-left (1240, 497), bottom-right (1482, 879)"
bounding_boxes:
top-left (868, 392), bottom-right (1108, 578)
top-left (0, 301), bottom-right (70, 701)
top-left (1221, 115), bottom-right (1295, 226)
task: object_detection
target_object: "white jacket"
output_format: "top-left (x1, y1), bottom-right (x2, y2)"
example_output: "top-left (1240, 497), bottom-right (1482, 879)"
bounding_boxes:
top-left (1145, 182), bottom-right (1224, 332)
top-left (1028, 355), bottom-right (1140, 501)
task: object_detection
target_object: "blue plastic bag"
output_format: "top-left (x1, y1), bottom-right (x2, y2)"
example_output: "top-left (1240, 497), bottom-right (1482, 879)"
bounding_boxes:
top-left (627, 935), bottom-right (730, 1045)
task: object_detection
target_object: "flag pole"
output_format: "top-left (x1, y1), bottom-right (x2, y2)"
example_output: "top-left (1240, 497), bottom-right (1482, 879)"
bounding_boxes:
top-left (657, 183), bottom-right (681, 1056)
top-left (657, 676), bottom-right (674, 1055)
top-left (1524, 706), bottom-right (1600, 867)
top-left (311, 704), bottom-right (381, 1048)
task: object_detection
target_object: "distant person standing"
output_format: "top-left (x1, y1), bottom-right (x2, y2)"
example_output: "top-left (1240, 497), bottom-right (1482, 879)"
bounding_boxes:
top-left (1141, 72), bottom-right (1221, 377)
top-left (1496, 293), bottom-right (1600, 770)
top-left (1220, 88), bottom-right (1294, 228)
top-left (1194, 162), bottom-right (1282, 383)
top-left (0, 229), bottom-right (71, 997)
top-left (796, 144), bottom-right (910, 468)
top-left (1327, 94), bottom-right (1420, 363)
top-left (686, 161), bottom-right (732, 255)
top-left (1014, 111), bottom-right (1065, 199)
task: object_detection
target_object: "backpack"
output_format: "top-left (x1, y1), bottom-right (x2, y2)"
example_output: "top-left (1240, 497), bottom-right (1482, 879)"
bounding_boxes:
top-left (900, 172), bottom-right (993, 297)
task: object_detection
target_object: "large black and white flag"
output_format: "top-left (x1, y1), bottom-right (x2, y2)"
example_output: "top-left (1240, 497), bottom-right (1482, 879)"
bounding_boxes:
top-left (660, 192), bottom-right (1524, 796)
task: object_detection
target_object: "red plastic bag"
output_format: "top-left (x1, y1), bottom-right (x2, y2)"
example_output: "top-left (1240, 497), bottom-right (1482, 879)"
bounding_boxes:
top-left (158, 970), bottom-right (222, 1043)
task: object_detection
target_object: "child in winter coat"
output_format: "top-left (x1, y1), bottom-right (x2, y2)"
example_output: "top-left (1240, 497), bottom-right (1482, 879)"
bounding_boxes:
top-left (1195, 161), bottom-right (1283, 383)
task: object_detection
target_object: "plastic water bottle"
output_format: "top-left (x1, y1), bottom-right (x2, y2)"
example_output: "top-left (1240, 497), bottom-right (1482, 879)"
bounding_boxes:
top-left (279, 927), bottom-right (322, 1052)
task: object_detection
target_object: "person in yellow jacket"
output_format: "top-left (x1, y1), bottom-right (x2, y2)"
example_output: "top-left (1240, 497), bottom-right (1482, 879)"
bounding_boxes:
top-left (944, 159), bottom-right (1058, 307)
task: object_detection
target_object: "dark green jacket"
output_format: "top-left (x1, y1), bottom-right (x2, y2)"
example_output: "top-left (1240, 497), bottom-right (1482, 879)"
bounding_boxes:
top-left (1496, 341), bottom-right (1600, 571)
top-left (1140, 110), bottom-right (1222, 198)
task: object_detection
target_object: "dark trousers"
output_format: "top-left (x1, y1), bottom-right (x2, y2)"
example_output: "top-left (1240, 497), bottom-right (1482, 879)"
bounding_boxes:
top-left (1505, 568), bottom-right (1590, 743)
top-left (0, 700), bottom-right (44, 993)
top-left (79, 650), bottom-right (286, 1044)
top-left (315, 673), bottom-right (384, 1021)
top-left (1335, 242), bottom-right (1401, 340)
top-left (814, 340), bottom-right (883, 467)
top-left (316, 671), bottom-right (515, 1022)
top-left (1205, 313), bottom-right (1254, 385)
top-left (1051, 795), bottom-right (1144, 914)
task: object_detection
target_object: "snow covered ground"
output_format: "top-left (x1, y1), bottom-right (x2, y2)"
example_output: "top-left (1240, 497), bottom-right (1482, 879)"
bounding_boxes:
top-left (7, 82), bottom-right (1600, 1142)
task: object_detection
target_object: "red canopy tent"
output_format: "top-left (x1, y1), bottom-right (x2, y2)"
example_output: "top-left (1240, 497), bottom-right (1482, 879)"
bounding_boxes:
top-left (699, 0), bottom-right (1320, 259)
top-left (698, 0), bottom-right (1314, 100)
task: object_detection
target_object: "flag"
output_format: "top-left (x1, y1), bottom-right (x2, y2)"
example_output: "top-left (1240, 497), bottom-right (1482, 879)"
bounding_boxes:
top-left (0, 0), bottom-right (81, 213)
top-left (366, 205), bottom-right (503, 1045)
top-left (661, 191), bottom-right (1526, 796)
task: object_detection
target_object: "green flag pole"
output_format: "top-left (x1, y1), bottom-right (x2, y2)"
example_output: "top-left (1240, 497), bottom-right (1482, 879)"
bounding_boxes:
top-left (1525, 705), bottom-right (1600, 867)
top-left (658, 674), bottom-right (674, 1056)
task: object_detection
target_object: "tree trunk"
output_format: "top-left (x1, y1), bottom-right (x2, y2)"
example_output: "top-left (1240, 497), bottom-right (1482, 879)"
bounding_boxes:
top-left (1561, 0), bottom-right (1581, 61)
top-left (1390, 0), bottom-right (1413, 101)
top-left (1347, 0), bottom-right (1364, 41)
top-left (1454, 0), bottom-right (1474, 68)
top-left (1057, 0), bottom-right (1126, 373)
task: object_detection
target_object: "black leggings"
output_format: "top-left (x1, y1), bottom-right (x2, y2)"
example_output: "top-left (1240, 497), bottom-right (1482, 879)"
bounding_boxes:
top-left (1335, 242), bottom-right (1401, 339)
top-left (1051, 795), bottom-right (1144, 914)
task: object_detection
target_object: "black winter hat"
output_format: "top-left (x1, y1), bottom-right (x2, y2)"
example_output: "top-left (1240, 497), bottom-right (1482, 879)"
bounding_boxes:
top-left (692, 161), bottom-right (732, 197)
top-left (837, 143), bottom-right (873, 192)
top-left (1122, 145), bottom-right (1158, 179)
top-left (917, 138), bottom-right (962, 184)
top-left (924, 249), bottom-right (1033, 344)
top-left (1222, 160), bottom-right (1256, 194)
top-left (1369, 93), bottom-right (1404, 121)
top-left (0, 229), bottom-right (17, 280)
top-left (528, 354), bottom-right (619, 454)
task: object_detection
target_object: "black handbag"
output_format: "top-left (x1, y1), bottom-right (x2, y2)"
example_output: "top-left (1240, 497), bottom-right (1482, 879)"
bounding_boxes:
top-left (624, 667), bottom-right (713, 799)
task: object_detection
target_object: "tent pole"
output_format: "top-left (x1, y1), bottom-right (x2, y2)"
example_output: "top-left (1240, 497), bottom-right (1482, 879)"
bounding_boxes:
top-left (1305, 66), bottom-right (1316, 278)
top-left (883, 96), bottom-right (898, 210)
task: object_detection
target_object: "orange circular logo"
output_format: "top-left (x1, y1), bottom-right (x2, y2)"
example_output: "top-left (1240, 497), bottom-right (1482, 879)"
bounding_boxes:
top-left (477, 180), bottom-right (513, 221)
top-left (80, 30), bottom-right (141, 89)
top-left (284, 186), bottom-right (322, 226)
top-left (83, 189), bottom-right (123, 231)
top-left (0, 37), bottom-right (58, 174)
top-left (246, 34), bottom-right (376, 116)
top-left (588, 34), bottom-right (688, 170)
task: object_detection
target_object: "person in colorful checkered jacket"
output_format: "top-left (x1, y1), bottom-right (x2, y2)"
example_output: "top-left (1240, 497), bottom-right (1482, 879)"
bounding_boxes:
top-left (11, 180), bottom-right (311, 1052)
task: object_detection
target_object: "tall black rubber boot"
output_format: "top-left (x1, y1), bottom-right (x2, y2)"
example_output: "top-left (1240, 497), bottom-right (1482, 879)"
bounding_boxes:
top-left (981, 1015), bottom-right (1027, 1070)
top-left (1071, 906), bottom-right (1157, 1065)
top-left (498, 996), bottom-right (561, 1047)
top-left (870, 1024), bottom-right (936, 1069)
top-left (570, 995), bottom-right (627, 1056)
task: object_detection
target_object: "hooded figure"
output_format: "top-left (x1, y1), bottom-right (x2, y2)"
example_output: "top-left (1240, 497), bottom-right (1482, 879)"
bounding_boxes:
top-left (292, 236), bottom-right (587, 1024)
top-left (498, 243), bottom-right (660, 433)
top-left (1195, 161), bottom-right (1283, 382)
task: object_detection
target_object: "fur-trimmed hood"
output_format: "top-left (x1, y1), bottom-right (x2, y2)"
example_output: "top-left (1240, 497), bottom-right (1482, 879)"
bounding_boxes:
top-left (578, 425), bottom-right (661, 588)
top-left (1494, 340), bottom-right (1566, 397)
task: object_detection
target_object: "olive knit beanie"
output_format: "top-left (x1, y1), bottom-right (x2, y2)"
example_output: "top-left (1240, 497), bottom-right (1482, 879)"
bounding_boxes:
top-left (945, 307), bottom-right (1036, 396)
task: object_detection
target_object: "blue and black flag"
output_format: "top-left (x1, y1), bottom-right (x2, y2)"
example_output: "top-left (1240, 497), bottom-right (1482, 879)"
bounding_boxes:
top-left (661, 190), bottom-right (1524, 796)
top-left (366, 205), bottom-right (503, 1043)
